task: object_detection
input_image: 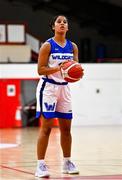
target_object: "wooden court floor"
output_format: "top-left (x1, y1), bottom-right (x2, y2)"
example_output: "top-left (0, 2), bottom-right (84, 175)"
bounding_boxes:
top-left (0, 125), bottom-right (122, 180)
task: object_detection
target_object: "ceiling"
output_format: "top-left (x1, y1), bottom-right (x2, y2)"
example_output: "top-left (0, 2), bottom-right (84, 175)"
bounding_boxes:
top-left (3, 0), bottom-right (122, 38)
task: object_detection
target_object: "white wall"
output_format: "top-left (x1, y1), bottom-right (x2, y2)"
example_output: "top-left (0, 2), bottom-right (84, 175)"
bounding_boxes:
top-left (0, 63), bottom-right (122, 126)
top-left (71, 64), bottom-right (122, 126)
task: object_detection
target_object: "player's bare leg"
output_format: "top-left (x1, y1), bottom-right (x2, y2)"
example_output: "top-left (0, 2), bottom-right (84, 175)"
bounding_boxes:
top-left (58, 118), bottom-right (72, 157)
top-left (37, 116), bottom-right (54, 159)
top-left (59, 118), bottom-right (79, 174)
top-left (35, 116), bottom-right (54, 178)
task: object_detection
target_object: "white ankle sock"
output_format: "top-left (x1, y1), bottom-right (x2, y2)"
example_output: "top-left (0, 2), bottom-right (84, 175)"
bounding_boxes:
top-left (63, 157), bottom-right (71, 163)
top-left (37, 159), bottom-right (45, 166)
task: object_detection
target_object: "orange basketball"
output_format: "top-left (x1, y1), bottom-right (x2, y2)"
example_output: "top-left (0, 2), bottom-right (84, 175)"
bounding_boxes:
top-left (60, 60), bottom-right (84, 83)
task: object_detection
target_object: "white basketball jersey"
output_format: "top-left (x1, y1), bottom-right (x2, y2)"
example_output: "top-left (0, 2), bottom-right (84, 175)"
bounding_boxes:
top-left (43, 38), bottom-right (74, 83)
top-left (36, 38), bottom-right (74, 119)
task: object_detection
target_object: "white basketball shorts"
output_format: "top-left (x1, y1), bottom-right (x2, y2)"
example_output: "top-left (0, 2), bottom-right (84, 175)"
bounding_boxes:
top-left (36, 78), bottom-right (72, 119)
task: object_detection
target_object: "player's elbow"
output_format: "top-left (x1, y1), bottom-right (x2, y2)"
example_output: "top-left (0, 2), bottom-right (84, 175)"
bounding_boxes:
top-left (38, 66), bottom-right (46, 75)
top-left (38, 67), bottom-right (43, 75)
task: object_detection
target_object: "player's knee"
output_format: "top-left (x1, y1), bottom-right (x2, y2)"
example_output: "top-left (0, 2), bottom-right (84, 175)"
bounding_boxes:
top-left (41, 127), bottom-right (51, 137)
top-left (61, 128), bottom-right (71, 136)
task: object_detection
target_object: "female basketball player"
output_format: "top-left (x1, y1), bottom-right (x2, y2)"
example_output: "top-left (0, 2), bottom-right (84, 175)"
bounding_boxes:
top-left (35, 14), bottom-right (79, 178)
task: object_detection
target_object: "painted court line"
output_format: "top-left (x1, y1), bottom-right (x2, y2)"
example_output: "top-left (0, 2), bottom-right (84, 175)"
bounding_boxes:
top-left (1, 165), bottom-right (122, 179)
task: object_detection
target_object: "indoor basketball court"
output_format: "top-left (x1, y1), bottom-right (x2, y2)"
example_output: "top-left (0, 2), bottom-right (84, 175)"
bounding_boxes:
top-left (0, 63), bottom-right (122, 180)
top-left (0, 0), bottom-right (122, 180)
top-left (0, 125), bottom-right (122, 180)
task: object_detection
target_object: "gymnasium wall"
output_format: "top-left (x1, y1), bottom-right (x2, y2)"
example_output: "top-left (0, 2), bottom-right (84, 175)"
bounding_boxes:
top-left (0, 45), bottom-right (31, 63)
top-left (1, 1), bottom-right (122, 61)
top-left (71, 63), bottom-right (122, 126)
top-left (0, 63), bottom-right (122, 126)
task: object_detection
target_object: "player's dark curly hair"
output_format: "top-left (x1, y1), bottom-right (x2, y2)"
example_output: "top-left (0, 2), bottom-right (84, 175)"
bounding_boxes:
top-left (49, 14), bottom-right (68, 33)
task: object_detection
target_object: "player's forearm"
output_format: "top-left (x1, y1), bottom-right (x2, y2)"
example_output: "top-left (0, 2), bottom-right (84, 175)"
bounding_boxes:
top-left (38, 66), bottom-right (60, 75)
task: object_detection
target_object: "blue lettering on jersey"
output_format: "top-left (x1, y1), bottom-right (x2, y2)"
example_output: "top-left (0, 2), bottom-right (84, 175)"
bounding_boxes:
top-left (44, 102), bottom-right (55, 111)
top-left (52, 55), bottom-right (73, 60)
